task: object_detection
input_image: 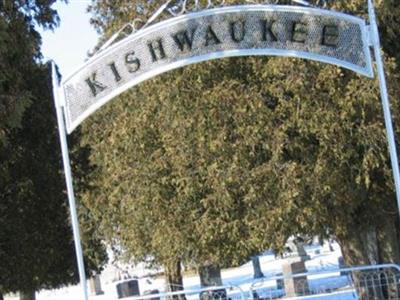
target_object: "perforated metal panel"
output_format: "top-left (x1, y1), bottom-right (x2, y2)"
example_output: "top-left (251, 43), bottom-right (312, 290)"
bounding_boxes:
top-left (61, 5), bottom-right (373, 133)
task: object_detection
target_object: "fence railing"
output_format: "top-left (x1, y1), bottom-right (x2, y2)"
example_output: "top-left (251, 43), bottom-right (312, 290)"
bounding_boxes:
top-left (249, 263), bottom-right (400, 300)
top-left (120, 264), bottom-right (400, 300)
top-left (123, 284), bottom-right (245, 300)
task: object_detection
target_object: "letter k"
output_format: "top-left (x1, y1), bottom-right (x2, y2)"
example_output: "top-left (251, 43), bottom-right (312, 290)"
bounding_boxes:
top-left (85, 72), bottom-right (107, 97)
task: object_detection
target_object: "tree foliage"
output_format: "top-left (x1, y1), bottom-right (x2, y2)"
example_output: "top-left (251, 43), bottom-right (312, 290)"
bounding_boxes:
top-left (82, 0), bottom-right (400, 276)
top-left (0, 0), bottom-right (106, 296)
top-left (0, 0), bottom-right (62, 175)
top-left (0, 65), bottom-right (79, 295)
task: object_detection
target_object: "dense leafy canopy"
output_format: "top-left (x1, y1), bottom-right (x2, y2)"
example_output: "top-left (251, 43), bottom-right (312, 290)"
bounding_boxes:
top-left (82, 0), bottom-right (400, 273)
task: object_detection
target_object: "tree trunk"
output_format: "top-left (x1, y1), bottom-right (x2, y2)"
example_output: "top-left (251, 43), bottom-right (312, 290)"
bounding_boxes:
top-left (198, 263), bottom-right (222, 287)
top-left (251, 256), bottom-right (264, 279)
top-left (376, 215), bottom-right (400, 300)
top-left (89, 274), bottom-right (104, 295)
top-left (20, 290), bottom-right (35, 300)
top-left (198, 264), bottom-right (226, 300)
top-left (337, 220), bottom-right (400, 300)
top-left (0, 292), bottom-right (3, 300)
top-left (338, 227), bottom-right (381, 300)
top-left (328, 239), bottom-right (334, 252)
top-left (165, 260), bottom-right (185, 300)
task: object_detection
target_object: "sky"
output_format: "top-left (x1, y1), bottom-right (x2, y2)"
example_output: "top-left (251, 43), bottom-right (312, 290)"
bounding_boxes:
top-left (39, 0), bottom-right (99, 78)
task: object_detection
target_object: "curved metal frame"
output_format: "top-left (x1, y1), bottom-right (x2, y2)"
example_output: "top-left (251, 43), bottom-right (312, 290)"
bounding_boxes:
top-left (61, 5), bottom-right (373, 133)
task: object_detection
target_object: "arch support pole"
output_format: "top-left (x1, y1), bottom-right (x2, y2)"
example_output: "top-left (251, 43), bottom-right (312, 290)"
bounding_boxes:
top-left (51, 62), bottom-right (89, 300)
top-left (368, 0), bottom-right (400, 218)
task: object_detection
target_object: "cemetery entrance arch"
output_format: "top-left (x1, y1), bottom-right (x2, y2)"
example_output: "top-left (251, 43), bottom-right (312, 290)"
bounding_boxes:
top-left (51, 1), bottom-right (400, 299)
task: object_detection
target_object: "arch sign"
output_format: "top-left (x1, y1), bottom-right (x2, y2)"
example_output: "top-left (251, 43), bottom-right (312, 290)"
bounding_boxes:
top-left (62, 5), bottom-right (373, 133)
top-left (51, 1), bottom-right (400, 299)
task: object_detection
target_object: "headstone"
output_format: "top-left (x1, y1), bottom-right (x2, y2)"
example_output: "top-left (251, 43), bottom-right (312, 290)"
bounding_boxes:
top-left (251, 256), bottom-right (264, 279)
top-left (199, 289), bottom-right (227, 300)
top-left (251, 290), bottom-right (260, 299)
top-left (142, 289), bottom-right (160, 300)
top-left (294, 241), bottom-right (310, 261)
top-left (285, 237), bottom-right (310, 261)
top-left (338, 256), bottom-right (347, 276)
top-left (89, 274), bottom-right (104, 295)
top-left (19, 291), bottom-right (36, 300)
top-left (116, 279), bottom-right (140, 298)
top-left (275, 272), bottom-right (285, 290)
top-left (277, 278), bottom-right (285, 290)
top-left (282, 259), bottom-right (309, 297)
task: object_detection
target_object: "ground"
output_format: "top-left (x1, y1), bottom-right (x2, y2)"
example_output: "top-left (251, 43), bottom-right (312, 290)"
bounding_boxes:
top-left (5, 242), bottom-right (345, 299)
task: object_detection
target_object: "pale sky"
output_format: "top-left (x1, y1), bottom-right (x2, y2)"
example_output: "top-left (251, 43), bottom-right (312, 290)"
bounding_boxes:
top-left (39, 0), bottom-right (99, 78)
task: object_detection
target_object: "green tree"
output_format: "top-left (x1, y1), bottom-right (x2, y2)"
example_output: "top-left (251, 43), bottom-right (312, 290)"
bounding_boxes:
top-left (0, 0), bottom-right (61, 157)
top-left (80, 59), bottom-right (273, 289)
top-left (0, 2), bottom-right (107, 299)
top-left (0, 65), bottom-right (81, 300)
top-left (83, 0), bottom-right (400, 293)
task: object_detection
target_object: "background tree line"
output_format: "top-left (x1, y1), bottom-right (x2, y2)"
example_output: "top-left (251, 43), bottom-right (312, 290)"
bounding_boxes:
top-left (0, 1), bottom-right (106, 300)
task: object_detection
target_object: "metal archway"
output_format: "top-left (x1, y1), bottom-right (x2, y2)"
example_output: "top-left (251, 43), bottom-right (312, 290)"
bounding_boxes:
top-left (51, 1), bottom-right (400, 299)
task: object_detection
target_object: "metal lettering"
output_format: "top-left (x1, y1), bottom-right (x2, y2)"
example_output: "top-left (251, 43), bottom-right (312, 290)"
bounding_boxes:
top-left (108, 62), bottom-right (122, 82)
top-left (172, 28), bottom-right (197, 51)
top-left (322, 25), bottom-right (339, 47)
top-left (261, 20), bottom-right (278, 42)
top-left (148, 39), bottom-right (166, 62)
top-left (85, 73), bottom-right (107, 97)
top-left (62, 7), bottom-right (373, 133)
top-left (230, 20), bottom-right (246, 43)
top-left (292, 22), bottom-right (308, 43)
top-left (205, 25), bottom-right (221, 46)
top-left (125, 51), bottom-right (141, 73)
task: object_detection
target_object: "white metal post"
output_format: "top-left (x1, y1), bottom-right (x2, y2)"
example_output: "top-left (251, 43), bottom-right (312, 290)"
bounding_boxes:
top-left (368, 0), bottom-right (400, 218)
top-left (51, 62), bottom-right (89, 300)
